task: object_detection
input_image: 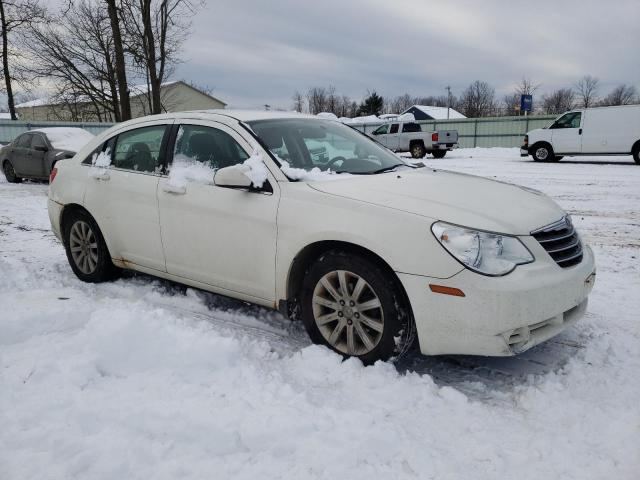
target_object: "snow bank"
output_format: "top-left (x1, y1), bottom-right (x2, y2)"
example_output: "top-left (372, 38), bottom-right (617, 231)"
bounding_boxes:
top-left (316, 112), bottom-right (338, 120)
top-left (33, 128), bottom-right (94, 152)
top-left (1, 149), bottom-right (639, 479)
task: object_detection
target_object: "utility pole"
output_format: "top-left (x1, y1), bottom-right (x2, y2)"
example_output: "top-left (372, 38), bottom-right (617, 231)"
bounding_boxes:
top-left (445, 85), bottom-right (452, 120)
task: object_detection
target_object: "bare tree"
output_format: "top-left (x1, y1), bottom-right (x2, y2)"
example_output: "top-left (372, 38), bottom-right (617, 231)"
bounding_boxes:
top-left (24, 1), bottom-right (123, 121)
top-left (459, 80), bottom-right (497, 117)
top-left (120, 0), bottom-right (199, 114)
top-left (291, 90), bottom-right (304, 112)
top-left (502, 92), bottom-right (520, 116)
top-left (542, 88), bottom-right (575, 114)
top-left (105, 0), bottom-right (131, 120)
top-left (601, 84), bottom-right (638, 106)
top-left (306, 86), bottom-right (327, 114)
top-left (515, 77), bottom-right (540, 97)
top-left (575, 75), bottom-right (599, 108)
top-left (0, 0), bottom-right (44, 119)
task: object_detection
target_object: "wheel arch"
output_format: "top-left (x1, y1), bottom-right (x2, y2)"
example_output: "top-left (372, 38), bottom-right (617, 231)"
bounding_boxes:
top-left (59, 203), bottom-right (101, 246)
top-left (284, 240), bottom-right (414, 322)
top-left (631, 139), bottom-right (640, 154)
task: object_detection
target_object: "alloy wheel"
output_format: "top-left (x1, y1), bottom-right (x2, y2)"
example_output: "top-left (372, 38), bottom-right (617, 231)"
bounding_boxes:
top-left (535, 147), bottom-right (549, 160)
top-left (312, 270), bottom-right (384, 356)
top-left (69, 220), bottom-right (99, 274)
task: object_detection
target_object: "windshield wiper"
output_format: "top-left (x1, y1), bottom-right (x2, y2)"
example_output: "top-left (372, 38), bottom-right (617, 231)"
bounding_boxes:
top-left (368, 163), bottom-right (407, 175)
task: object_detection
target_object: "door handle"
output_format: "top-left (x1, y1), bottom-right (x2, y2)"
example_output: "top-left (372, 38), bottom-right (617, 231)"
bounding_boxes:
top-left (578, 128), bottom-right (582, 135)
top-left (90, 170), bottom-right (110, 181)
top-left (162, 183), bottom-right (186, 195)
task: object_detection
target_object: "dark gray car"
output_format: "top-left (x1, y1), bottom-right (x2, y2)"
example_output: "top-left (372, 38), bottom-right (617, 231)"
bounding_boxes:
top-left (1, 128), bottom-right (94, 183)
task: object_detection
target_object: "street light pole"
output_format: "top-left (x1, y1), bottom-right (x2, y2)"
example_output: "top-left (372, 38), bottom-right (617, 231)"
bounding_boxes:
top-left (445, 85), bottom-right (452, 120)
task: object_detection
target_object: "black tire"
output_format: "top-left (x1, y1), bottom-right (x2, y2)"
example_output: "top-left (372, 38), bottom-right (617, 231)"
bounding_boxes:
top-left (300, 250), bottom-right (415, 365)
top-left (2, 160), bottom-right (22, 183)
top-left (531, 143), bottom-right (558, 162)
top-left (62, 209), bottom-right (119, 283)
top-left (431, 150), bottom-right (447, 159)
top-left (555, 156), bottom-right (564, 161)
top-left (410, 142), bottom-right (426, 159)
top-left (633, 144), bottom-right (640, 165)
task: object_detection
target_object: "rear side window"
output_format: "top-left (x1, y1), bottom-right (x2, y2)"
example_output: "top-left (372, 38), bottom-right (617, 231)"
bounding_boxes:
top-left (113, 125), bottom-right (167, 173)
top-left (173, 125), bottom-right (248, 169)
top-left (16, 134), bottom-right (32, 147)
top-left (31, 134), bottom-right (47, 149)
top-left (402, 123), bottom-right (421, 133)
top-left (389, 124), bottom-right (399, 134)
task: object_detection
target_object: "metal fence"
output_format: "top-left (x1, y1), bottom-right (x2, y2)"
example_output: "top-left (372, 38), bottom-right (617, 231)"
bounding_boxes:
top-left (0, 115), bottom-right (560, 149)
top-left (0, 120), bottom-right (114, 144)
top-left (348, 114), bottom-right (558, 148)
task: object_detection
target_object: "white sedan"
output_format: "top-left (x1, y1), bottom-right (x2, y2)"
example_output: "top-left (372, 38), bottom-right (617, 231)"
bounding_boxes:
top-left (47, 110), bottom-right (596, 364)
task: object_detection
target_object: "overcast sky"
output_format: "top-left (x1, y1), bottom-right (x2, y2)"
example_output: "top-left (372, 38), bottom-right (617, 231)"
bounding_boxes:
top-left (176, 0), bottom-right (639, 109)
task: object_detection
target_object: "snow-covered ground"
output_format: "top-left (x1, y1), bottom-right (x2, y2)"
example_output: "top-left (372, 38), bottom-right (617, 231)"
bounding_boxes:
top-left (1, 148), bottom-right (638, 479)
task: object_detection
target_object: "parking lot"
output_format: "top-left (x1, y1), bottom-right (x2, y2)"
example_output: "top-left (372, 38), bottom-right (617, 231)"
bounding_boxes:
top-left (1, 148), bottom-right (638, 479)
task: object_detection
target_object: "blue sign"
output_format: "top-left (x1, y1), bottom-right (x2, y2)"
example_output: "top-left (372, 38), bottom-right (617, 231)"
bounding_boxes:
top-left (520, 94), bottom-right (533, 112)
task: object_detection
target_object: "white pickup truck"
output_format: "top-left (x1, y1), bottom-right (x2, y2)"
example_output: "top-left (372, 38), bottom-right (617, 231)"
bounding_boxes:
top-left (369, 121), bottom-right (458, 158)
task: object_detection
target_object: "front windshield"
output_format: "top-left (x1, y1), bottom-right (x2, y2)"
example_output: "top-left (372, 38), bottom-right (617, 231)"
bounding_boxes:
top-left (247, 118), bottom-right (408, 174)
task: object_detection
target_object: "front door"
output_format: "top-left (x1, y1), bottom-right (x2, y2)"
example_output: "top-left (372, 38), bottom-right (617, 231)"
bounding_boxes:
top-left (157, 121), bottom-right (280, 303)
top-left (550, 111), bottom-right (583, 154)
top-left (386, 123), bottom-right (400, 151)
top-left (29, 133), bottom-right (48, 177)
top-left (83, 121), bottom-right (169, 272)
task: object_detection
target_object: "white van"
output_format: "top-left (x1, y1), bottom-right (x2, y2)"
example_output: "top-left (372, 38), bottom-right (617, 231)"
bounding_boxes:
top-left (521, 105), bottom-right (640, 164)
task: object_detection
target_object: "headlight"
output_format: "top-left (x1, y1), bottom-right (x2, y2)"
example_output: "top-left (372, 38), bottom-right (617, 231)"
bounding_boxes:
top-left (431, 222), bottom-right (534, 276)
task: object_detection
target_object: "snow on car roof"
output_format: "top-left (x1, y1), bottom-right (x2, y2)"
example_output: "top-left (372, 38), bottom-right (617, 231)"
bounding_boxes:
top-left (31, 127), bottom-right (95, 152)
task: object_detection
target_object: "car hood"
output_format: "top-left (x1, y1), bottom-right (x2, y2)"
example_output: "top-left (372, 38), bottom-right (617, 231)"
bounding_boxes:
top-left (307, 168), bottom-right (564, 235)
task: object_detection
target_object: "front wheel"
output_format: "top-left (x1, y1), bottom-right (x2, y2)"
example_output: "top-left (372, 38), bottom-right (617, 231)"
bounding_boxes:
top-left (2, 160), bottom-right (22, 183)
top-left (410, 143), bottom-right (426, 159)
top-left (431, 150), bottom-right (447, 159)
top-left (633, 145), bottom-right (640, 165)
top-left (300, 250), bottom-right (415, 364)
top-left (532, 144), bottom-right (558, 162)
top-left (63, 210), bottom-right (119, 282)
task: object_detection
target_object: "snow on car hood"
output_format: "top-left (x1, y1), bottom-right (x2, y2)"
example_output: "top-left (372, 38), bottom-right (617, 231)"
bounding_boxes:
top-left (307, 168), bottom-right (565, 235)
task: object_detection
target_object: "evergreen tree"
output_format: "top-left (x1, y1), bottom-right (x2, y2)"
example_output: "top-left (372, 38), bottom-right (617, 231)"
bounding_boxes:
top-left (358, 91), bottom-right (384, 116)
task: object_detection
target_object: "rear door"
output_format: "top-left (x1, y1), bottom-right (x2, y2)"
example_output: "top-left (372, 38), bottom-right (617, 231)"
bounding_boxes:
top-left (550, 111), bottom-right (583, 154)
top-left (83, 120), bottom-right (170, 272)
top-left (157, 121), bottom-right (280, 303)
top-left (11, 133), bottom-right (33, 176)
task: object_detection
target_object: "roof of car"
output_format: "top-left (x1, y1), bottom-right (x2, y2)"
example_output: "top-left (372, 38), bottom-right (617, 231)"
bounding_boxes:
top-left (120, 109), bottom-right (325, 125)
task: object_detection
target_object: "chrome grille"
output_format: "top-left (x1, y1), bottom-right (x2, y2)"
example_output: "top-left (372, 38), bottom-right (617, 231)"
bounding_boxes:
top-left (531, 216), bottom-right (583, 268)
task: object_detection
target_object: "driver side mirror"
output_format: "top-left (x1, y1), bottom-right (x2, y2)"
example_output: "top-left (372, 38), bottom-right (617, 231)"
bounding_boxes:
top-left (214, 165), bottom-right (252, 189)
top-left (34, 145), bottom-right (48, 152)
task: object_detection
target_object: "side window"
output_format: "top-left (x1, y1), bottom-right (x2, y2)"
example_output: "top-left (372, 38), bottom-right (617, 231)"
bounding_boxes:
top-left (82, 138), bottom-right (115, 165)
top-left (31, 134), bottom-right (47, 150)
top-left (402, 123), bottom-right (421, 133)
top-left (551, 112), bottom-right (581, 129)
top-left (172, 124), bottom-right (249, 169)
top-left (113, 125), bottom-right (166, 173)
top-left (372, 124), bottom-right (389, 135)
top-left (389, 124), bottom-right (399, 134)
top-left (16, 134), bottom-right (32, 148)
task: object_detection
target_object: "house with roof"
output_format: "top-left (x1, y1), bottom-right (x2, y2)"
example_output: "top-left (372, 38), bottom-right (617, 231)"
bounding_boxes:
top-left (15, 81), bottom-right (226, 122)
top-left (401, 105), bottom-right (466, 121)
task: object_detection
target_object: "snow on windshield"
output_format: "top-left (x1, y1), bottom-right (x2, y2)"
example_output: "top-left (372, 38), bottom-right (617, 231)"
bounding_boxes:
top-left (33, 128), bottom-right (94, 152)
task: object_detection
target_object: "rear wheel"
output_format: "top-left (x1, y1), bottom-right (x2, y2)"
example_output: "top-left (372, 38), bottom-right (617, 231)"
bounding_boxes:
top-left (633, 144), bottom-right (640, 165)
top-left (300, 250), bottom-right (415, 364)
top-left (431, 150), bottom-right (447, 159)
top-left (63, 209), bottom-right (119, 282)
top-left (2, 160), bottom-right (21, 183)
top-left (410, 143), bottom-right (426, 159)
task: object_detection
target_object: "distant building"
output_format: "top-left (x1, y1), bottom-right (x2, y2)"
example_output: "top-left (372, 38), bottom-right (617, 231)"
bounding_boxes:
top-left (401, 105), bottom-right (466, 120)
top-left (15, 81), bottom-right (226, 122)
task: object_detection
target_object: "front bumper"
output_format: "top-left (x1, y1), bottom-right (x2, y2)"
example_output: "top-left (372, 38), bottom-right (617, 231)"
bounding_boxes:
top-left (520, 145), bottom-right (530, 157)
top-left (398, 242), bottom-right (596, 356)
